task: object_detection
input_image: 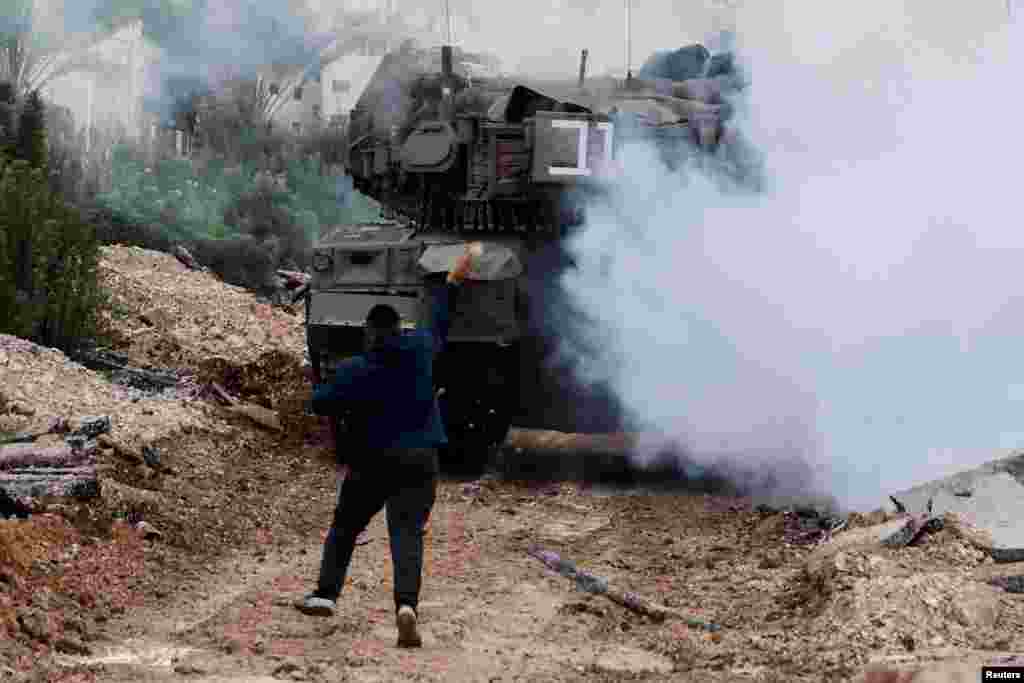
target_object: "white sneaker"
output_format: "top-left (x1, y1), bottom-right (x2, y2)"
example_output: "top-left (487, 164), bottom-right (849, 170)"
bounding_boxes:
top-left (396, 605), bottom-right (422, 648)
top-left (294, 594), bottom-right (336, 617)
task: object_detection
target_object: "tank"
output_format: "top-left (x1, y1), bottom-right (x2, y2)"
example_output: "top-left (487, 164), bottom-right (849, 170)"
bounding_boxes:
top-left (307, 42), bottom-right (756, 470)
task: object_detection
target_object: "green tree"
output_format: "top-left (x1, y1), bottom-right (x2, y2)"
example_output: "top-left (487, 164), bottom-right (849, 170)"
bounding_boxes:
top-left (1, 0), bottom-right (105, 98)
top-left (15, 88), bottom-right (45, 169)
top-left (0, 153), bottom-right (102, 349)
top-left (0, 81), bottom-right (14, 156)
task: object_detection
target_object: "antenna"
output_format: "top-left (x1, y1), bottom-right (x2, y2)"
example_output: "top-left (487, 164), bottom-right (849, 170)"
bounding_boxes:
top-left (443, 0), bottom-right (453, 43)
top-left (625, 0), bottom-right (633, 82)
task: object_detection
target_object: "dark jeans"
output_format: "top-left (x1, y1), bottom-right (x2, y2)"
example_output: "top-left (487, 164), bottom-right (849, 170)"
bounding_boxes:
top-left (315, 448), bottom-right (438, 612)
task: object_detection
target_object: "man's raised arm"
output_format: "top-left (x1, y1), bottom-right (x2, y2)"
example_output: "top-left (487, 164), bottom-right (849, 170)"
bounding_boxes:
top-left (428, 243), bottom-right (477, 353)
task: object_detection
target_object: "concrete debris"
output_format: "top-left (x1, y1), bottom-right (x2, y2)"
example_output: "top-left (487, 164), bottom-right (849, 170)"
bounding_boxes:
top-left (889, 452), bottom-right (1024, 562)
top-left (134, 521), bottom-right (163, 541)
top-left (880, 515), bottom-right (945, 549)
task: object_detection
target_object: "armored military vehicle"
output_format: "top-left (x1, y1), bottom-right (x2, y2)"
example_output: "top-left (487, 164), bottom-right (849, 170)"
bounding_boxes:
top-left (307, 42), bottom-right (754, 467)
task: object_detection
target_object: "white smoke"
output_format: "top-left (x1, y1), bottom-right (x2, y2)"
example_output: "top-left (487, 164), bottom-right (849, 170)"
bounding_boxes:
top-left (559, 1), bottom-right (1023, 510)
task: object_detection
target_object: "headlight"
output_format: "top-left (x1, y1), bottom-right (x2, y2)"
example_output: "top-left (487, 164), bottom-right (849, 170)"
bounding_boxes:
top-left (312, 251), bottom-right (333, 272)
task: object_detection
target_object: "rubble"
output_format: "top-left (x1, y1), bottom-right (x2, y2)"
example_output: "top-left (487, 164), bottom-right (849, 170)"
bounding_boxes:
top-left (888, 453), bottom-right (1024, 560)
top-left (0, 334), bottom-right (230, 457)
top-left (97, 245), bottom-right (306, 370)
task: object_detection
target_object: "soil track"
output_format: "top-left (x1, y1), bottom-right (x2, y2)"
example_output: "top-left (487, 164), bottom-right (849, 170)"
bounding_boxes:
top-left (3, 246), bottom-right (1023, 682)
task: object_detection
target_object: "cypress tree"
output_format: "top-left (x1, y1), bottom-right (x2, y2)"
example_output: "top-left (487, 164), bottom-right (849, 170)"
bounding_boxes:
top-left (16, 90), bottom-right (47, 170)
top-left (0, 82), bottom-right (15, 157)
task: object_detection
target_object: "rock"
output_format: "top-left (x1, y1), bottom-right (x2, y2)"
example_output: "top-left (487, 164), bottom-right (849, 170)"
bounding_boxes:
top-left (138, 309), bottom-right (171, 328)
top-left (61, 615), bottom-right (91, 640)
top-left (753, 513), bottom-right (785, 540)
top-left (593, 646), bottom-right (673, 675)
top-left (173, 658), bottom-right (210, 676)
top-left (134, 520), bottom-right (162, 540)
top-left (804, 518), bottom-right (910, 583)
top-left (16, 608), bottom-right (49, 642)
top-left (944, 512), bottom-right (995, 554)
top-left (272, 660), bottom-right (304, 680)
top-left (947, 583), bottom-right (1001, 629)
top-left (54, 636), bottom-right (92, 656)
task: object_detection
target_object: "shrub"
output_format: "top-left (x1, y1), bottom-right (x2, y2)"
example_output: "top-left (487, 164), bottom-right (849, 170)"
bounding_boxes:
top-left (0, 155), bottom-right (103, 351)
top-left (16, 90), bottom-right (47, 170)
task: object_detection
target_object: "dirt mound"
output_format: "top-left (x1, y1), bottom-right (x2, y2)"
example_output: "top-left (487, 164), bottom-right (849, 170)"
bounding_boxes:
top-left (0, 334), bottom-right (224, 448)
top-left (97, 245), bottom-right (306, 371)
top-left (793, 515), bottom-right (1009, 667)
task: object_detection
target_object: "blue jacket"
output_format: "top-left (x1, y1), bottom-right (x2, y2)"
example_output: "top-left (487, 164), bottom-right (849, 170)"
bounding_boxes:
top-left (311, 282), bottom-right (454, 460)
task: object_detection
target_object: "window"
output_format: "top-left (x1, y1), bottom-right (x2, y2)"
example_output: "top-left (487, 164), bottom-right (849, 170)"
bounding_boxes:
top-left (268, 83), bottom-right (279, 95)
top-left (312, 104), bottom-right (321, 119)
top-left (332, 79), bottom-right (351, 94)
top-left (292, 122), bottom-right (302, 134)
top-left (294, 86), bottom-right (303, 101)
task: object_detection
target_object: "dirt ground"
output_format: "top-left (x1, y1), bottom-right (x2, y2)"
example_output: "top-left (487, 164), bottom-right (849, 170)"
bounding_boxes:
top-left (2, 246), bottom-right (1023, 683)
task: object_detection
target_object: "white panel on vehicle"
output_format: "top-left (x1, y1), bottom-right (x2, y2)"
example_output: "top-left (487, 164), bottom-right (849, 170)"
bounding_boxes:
top-left (418, 243), bottom-right (523, 281)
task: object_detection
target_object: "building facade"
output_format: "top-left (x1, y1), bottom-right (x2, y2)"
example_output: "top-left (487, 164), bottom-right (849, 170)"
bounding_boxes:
top-left (41, 20), bottom-right (160, 148)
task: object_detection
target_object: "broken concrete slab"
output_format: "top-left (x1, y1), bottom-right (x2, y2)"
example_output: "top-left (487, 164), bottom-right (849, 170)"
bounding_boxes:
top-left (889, 452), bottom-right (1024, 560)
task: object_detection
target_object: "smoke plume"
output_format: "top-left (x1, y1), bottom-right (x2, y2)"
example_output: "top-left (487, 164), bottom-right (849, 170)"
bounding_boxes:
top-left (558, 1), bottom-right (1021, 511)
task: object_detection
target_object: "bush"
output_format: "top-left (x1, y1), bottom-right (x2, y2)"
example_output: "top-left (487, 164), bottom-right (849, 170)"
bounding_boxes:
top-left (16, 90), bottom-right (47, 170)
top-left (0, 156), bottom-right (103, 351)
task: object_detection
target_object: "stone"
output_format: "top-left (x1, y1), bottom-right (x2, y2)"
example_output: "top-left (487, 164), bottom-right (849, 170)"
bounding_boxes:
top-left (804, 519), bottom-right (911, 584)
top-left (16, 608), bottom-right (49, 642)
top-left (944, 512), bottom-right (995, 554)
top-left (947, 583), bottom-right (1001, 629)
top-left (61, 615), bottom-right (91, 640)
top-left (272, 661), bottom-right (304, 680)
top-left (593, 646), bottom-right (673, 675)
top-left (54, 636), bottom-right (92, 656)
top-left (134, 521), bottom-right (162, 540)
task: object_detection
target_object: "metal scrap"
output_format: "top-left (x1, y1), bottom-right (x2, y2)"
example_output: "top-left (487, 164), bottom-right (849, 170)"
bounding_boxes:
top-left (527, 546), bottom-right (720, 631)
top-left (783, 509), bottom-right (847, 546)
top-left (880, 514), bottom-right (945, 548)
top-left (988, 575), bottom-right (1024, 594)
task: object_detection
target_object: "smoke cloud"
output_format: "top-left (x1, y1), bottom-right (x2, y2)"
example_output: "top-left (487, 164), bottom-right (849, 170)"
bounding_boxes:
top-left (558, 1), bottom-right (1021, 511)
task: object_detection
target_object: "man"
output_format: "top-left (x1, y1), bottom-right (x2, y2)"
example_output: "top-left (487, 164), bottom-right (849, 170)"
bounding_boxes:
top-left (295, 244), bottom-right (478, 649)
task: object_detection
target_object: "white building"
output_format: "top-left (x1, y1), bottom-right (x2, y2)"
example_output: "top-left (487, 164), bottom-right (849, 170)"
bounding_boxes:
top-left (320, 54), bottom-right (386, 130)
top-left (41, 20), bottom-right (160, 148)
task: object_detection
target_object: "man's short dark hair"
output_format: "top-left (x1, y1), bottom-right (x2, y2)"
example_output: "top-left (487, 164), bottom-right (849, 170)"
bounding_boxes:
top-left (366, 304), bottom-right (400, 332)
